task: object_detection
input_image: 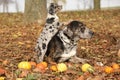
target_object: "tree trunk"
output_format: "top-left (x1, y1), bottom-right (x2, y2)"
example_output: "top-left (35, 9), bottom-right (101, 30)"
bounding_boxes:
top-left (24, 0), bottom-right (47, 24)
top-left (94, 0), bottom-right (100, 10)
top-left (15, 0), bottom-right (19, 12)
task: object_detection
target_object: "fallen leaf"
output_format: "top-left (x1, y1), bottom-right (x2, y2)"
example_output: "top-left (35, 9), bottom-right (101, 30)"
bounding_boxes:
top-left (16, 78), bottom-right (24, 80)
top-left (91, 76), bottom-right (103, 80)
top-left (33, 68), bottom-right (46, 73)
top-left (76, 75), bottom-right (84, 80)
top-left (0, 68), bottom-right (6, 75)
top-left (13, 34), bottom-right (18, 38)
top-left (117, 49), bottom-right (120, 57)
top-left (2, 60), bottom-right (9, 66)
top-left (26, 45), bottom-right (31, 48)
top-left (66, 69), bottom-right (78, 74)
top-left (25, 40), bottom-right (31, 43)
top-left (18, 42), bottom-right (24, 45)
top-left (17, 32), bottom-right (22, 36)
top-left (81, 46), bottom-right (86, 50)
top-left (19, 70), bottom-right (29, 78)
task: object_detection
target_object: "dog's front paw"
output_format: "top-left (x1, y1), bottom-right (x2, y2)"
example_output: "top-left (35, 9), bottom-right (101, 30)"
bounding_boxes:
top-left (69, 56), bottom-right (89, 63)
top-left (34, 52), bottom-right (44, 63)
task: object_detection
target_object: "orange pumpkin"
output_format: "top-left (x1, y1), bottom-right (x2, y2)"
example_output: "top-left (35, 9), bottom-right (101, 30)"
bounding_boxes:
top-left (36, 63), bottom-right (46, 70)
top-left (112, 63), bottom-right (119, 70)
top-left (104, 66), bottom-right (113, 73)
top-left (50, 65), bottom-right (58, 71)
top-left (40, 62), bottom-right (48, 68)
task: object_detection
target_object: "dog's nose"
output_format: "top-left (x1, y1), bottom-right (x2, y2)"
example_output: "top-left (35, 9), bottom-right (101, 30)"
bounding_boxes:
top-left (89, 31), bottom-right (94, 35)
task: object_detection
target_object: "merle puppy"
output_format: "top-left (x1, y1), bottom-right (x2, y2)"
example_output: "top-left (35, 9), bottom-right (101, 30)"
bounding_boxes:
top-left (46, 21), bottom-right (94, 63)
top-left (35, 3), bottom-right (62, 63)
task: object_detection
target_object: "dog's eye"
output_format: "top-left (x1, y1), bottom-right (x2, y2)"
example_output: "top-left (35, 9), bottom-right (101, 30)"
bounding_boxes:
top-left (81, 27), bottom-right (85, 33)
top-left (54, 6), bottom-right (57, 8)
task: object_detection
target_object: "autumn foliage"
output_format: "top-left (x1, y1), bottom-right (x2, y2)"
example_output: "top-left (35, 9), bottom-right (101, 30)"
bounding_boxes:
top-left (0, 9), bottom-right (120, 79)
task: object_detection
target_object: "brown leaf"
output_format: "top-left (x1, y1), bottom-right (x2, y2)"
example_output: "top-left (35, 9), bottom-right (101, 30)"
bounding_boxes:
top-left (55, 77), bottom-right (61, 80)
top-left (33, 68), bottom-right (46, 73)
top-left (0, 68), bottom-right (6, 75)
top-left (19, 70), bottom-right (29, 78)
top-left (66, 69), bottom-right (78, 74)
top-left (62, 75), bottom-right (70, 80)
top-left (90, 76), bottom-right (103, 80)
top-left (117, 49), bottom-right (120, 57)
top-left (2, 60), bottom-right (9, 66)
top-left (76, 75), bottom-right (85, 80)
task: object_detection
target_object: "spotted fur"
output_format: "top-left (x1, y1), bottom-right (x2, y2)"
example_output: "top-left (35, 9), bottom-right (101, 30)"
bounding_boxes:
top-left (46, 21), bottom-right (94, 63)
top-left (35, 3), bottom-right (62, 63)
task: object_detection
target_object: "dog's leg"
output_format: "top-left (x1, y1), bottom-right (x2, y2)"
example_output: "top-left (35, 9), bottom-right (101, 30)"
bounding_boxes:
top-left (69, 56), bottom-right (89, 63)
top-left (38, 48), bottom-right (48, 63)
top-left (35, 46), bottom-right (46, 63)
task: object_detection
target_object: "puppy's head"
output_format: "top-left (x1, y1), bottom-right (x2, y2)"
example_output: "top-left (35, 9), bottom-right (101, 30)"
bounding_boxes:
top-left (48, 3), bottom-right (62, 15)
top-left (64, 21), bottom-right (94, 41)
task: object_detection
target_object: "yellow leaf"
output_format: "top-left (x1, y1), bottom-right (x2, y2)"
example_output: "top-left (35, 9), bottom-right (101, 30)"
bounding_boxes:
top-left (13, 34), bottom-right (18, 38)
top-left (18, 42), bottom-right (24, 45)
top-left (16, 78), bottom-right (24, 80)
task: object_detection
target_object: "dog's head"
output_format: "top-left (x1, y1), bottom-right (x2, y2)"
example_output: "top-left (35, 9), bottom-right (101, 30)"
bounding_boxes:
top-left (63, 21), bottom-right (94, 41)
top-left (48, 3), bottom-right (62, 15)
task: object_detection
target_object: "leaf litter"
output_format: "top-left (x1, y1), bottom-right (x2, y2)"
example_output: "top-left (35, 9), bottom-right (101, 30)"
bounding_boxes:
top-left (0, 9), bottom-right (120, 80)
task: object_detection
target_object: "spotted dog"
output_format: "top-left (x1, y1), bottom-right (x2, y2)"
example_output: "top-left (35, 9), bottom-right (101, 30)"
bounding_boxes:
top-left (46, 21), bottom-right (94, 63)
top-left (35, 3), bottom-right (62, 63)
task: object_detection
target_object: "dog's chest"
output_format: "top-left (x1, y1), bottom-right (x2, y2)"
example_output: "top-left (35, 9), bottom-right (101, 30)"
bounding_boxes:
top-left (58, 31), bottom-right (77, 58)
top-left (61, 46), bottom-right (76, 58)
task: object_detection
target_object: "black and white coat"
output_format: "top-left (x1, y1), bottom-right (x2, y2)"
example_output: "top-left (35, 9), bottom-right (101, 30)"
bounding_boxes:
top-left (46, 21), bottom-right (94, 63)
top-left (35, 3), bottom-right (62, 63)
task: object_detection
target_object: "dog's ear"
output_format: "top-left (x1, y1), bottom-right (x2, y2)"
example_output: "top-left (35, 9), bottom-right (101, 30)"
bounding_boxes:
top-left (48, 3), bottom-right (54, 15)
top-left (63, 27), bottom-right (74, 39)
top-left (49, 8), bottom-right (54, 15)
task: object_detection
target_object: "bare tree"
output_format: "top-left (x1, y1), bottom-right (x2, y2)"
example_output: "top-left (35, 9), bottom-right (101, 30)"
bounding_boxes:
top-left (15, 0), bottom-right (19, 12)
top-left (0, 0), bottom-right (14, 12)
top-left (83, 0), bottom-right (86, 9)
top-left (89, 0), bottom-right (94, 9)
top-left (83, 0), bottom-right (94, 10)
top-left (24, 0), bottom-right (47, 24)
top-left (94, 0), bottom-right (100, 10)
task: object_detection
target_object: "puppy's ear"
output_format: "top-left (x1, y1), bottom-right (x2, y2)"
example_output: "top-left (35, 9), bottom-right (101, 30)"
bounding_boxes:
top-left (48, 3), bottom-right (54, 15)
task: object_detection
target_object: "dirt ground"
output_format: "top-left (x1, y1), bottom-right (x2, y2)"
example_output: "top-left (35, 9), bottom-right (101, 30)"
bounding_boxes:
top-left (0, 9), bottom-right (120, 80)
